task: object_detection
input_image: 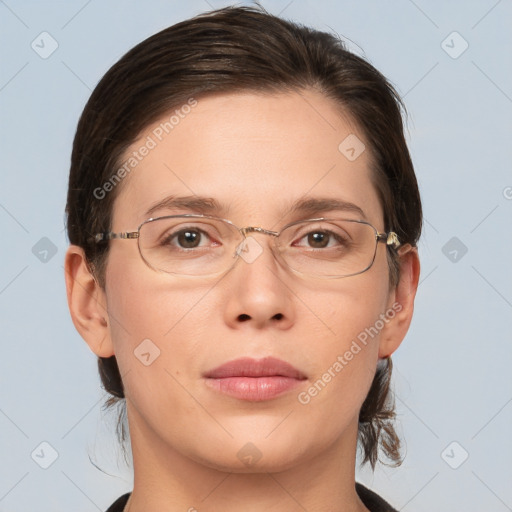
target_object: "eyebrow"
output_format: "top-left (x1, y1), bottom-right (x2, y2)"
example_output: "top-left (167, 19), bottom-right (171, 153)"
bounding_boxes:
top-left (145, 195), bottom-right (227, 218)
top-left (144, 194), bottom-right (366, 221)
top-left (287, 196), bottom-right (366, 220)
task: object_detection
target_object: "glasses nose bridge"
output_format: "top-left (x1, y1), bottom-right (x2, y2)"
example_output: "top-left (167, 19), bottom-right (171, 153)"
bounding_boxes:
top-left (239, 226), bottom-right (280, 239)
top-left (237, 226), bottom-right (282, 264)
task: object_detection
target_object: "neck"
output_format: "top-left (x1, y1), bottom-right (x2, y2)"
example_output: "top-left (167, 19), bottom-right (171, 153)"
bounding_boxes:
top-left (123, 405), bottom-right (369, 512)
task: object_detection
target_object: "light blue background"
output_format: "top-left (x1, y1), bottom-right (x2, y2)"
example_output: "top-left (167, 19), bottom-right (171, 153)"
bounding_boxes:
top-left (1, 1), bottom-right (511, 510)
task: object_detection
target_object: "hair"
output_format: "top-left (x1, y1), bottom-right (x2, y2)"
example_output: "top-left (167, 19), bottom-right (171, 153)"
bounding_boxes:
top-left (66, 4), bottom-right (422, 470)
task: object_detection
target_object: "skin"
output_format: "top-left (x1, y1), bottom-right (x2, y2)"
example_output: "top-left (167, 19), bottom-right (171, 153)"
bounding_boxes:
top-left (65, 88), bottom-right (420, 512)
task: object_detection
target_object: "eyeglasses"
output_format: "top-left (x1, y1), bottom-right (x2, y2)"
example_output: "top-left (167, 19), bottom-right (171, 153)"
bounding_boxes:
top-left (94, 214), bottom-right (400, 279)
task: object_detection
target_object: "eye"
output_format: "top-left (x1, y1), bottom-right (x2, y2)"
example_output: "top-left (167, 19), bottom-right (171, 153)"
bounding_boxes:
top-left (160, 225), bottom-right (220, 250)
top-left (295, 229), bottom-right (349, 249)
top-left (168, 228), bottom-right (204, 249)
top-left (290, 221), bottom-right (352, 250)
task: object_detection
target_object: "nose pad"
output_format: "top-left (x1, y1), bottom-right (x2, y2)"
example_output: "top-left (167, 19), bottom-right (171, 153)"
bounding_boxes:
top-left (235, 230), bottom-right (286, 270)
top-left (234, 236), bottom-right (265, 265)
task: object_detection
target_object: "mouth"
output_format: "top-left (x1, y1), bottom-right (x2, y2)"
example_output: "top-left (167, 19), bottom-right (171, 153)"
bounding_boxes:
top-left (203, 356), bottom-right (307, 402)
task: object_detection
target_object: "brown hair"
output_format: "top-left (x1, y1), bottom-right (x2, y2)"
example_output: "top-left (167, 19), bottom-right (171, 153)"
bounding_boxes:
top-left (66, 4), bottom-right (422, 469)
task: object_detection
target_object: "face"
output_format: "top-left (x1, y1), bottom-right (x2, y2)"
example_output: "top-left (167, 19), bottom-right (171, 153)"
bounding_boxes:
top-left (102, 88), bottom-right (398, 472)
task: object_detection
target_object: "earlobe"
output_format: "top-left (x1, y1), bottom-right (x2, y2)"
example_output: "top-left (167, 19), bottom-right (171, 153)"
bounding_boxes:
top-left (64, 245), bottom-right (115, 358)
top-left (378, 245), bottom-right (421, 359)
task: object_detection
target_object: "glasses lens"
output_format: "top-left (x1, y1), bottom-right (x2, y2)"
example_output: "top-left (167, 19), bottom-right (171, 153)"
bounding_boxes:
top-left (278, 219), bottom-right (377, 277)
top-left (139, 216), bottom-right (241, 275)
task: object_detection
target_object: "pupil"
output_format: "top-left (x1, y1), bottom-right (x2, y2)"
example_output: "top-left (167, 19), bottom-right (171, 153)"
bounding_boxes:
top-left (309, 232), bottom-right (328, 248)
top-left (178, 230), bottom-right (199, 248)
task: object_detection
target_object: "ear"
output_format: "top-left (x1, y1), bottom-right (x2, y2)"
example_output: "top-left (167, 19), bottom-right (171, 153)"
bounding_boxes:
top-left (64, 245), bottom-right (114, 358)
top-left (378, 245), bottom-right (420, 359)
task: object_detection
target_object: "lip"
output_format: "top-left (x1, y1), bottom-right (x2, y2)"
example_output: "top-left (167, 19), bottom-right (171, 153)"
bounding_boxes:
top-left (203, 357), bottom-right (307, 402)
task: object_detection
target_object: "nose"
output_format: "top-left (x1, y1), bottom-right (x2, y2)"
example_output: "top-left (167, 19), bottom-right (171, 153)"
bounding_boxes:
top-left (222, 233), bottom-right (295, 330)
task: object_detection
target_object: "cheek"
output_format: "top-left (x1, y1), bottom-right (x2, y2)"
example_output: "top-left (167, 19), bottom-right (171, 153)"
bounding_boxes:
top-left (103, 253), bottom-right (217, 395)
top-left (103, 269), bottom-right (223, 448)
top-left (106, 271), bottom-right (214, 358)
top-left (296, 272), bottom-right (390, 397)
top-left (300, 259), bottom-right (390, 342)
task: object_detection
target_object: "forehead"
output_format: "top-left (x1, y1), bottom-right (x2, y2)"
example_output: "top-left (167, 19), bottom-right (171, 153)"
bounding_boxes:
top-left (111, 88), bottom-right (383, 229)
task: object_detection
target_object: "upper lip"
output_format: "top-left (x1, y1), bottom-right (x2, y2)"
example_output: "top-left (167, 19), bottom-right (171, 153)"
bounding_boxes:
top-left (204, 357), bottom-right (307, 379)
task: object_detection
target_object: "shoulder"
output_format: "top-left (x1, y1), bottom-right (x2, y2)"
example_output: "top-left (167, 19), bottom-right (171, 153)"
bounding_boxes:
top-left (356, 482), bottom-right (398, 512)
top-left (105, 492), bottom-right (130, 512)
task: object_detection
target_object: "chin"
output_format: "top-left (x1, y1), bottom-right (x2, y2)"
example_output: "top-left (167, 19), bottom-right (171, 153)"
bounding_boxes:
top-left (184, 426), bottom-right (321, 474)
top-left (196, 445), bottom-right (310, 474)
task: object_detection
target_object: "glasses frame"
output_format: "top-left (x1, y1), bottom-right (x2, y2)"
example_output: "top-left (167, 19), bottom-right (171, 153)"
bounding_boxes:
top-left (94, 213), bottom-right (401, 279)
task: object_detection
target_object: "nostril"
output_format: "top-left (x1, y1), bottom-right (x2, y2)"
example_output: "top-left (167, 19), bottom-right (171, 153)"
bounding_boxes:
top-left (238, 314), bottom-right (251, 322)
top-left (273, 313), bottom-right (283, 320)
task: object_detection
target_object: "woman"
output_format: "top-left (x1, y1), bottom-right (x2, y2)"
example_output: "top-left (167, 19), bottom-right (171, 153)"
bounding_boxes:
top-left (64, 5), bottom-right (421, 511)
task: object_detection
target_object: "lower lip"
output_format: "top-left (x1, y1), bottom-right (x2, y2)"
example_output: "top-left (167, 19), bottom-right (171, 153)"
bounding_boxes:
top-left (204, 376), bottom-right (303, 401)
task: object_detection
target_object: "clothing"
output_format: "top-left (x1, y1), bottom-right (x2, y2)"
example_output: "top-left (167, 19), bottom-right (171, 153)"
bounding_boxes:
top-left (105, 482), bottom-right (397, 511)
